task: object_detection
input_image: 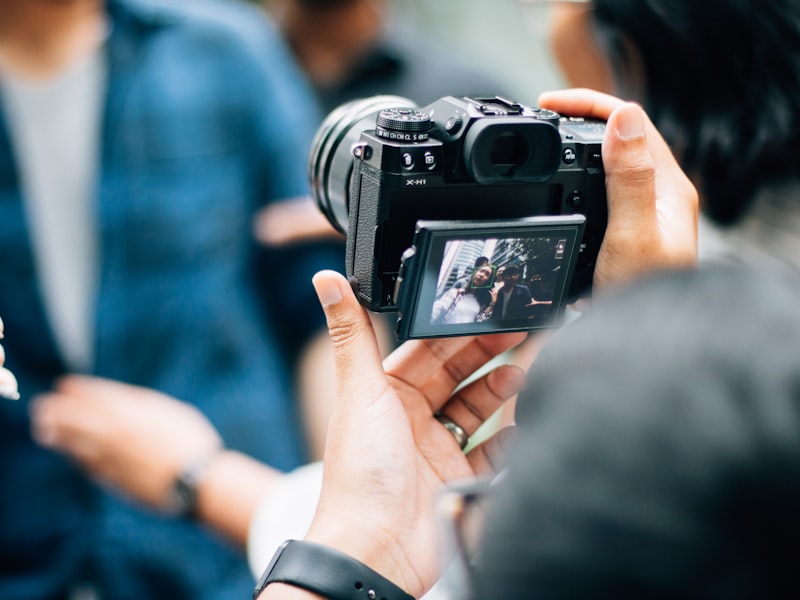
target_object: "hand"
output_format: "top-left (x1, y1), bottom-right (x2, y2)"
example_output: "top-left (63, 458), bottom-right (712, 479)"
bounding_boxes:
top-left (253, 196), bottom-right (344, 246)
top-left (0, 317), bottom-right (20, 401)
top-left (294, 270), bottom-right (528, 599)
top-left (539, 89), bottom-right (698, 290)
top-left (30, 376), bottom-right (222, 509)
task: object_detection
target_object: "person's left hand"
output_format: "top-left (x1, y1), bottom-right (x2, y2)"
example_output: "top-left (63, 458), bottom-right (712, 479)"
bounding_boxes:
top-left (296, 270), bottom-right (528, 599)
top-left (30, 376), bottom-right (222, 508)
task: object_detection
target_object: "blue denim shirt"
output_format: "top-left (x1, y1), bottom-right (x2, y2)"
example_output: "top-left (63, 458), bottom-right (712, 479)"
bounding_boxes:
top-left (0, 1), bottom-right (331, 598)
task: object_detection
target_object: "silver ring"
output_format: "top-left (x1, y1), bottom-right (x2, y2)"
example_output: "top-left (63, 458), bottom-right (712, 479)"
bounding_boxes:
top-left (435, 414), bottom-right (469, 450)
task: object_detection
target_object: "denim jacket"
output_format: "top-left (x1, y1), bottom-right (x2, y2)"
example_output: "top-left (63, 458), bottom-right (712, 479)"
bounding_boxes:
top-left (0, 1), bottom-right (328, 597)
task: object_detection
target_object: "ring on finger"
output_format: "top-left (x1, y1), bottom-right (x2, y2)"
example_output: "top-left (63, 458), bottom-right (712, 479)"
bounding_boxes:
top-left (435, 413), bottom-right (469, 450)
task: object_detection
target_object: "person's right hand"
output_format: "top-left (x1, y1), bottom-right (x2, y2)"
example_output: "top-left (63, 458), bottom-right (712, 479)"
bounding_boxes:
top-left (539, 89), bottom-right (698, 291)
top-left (30, 376), bottom-right (223, 509)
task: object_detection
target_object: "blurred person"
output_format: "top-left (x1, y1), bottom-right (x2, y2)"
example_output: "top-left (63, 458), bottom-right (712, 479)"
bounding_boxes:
top-left (252, 0), bottom-right (515, 248)
top-left (263, 0), bottom-right (512, 116)
top-left (431, 264), bottom-right (497, 325)
top-left (27, 89), bottom-right (700, 592)
top-left (0, 0), bottom-right (336, 598)
top-left (540, 0), bottom-right (800, 272)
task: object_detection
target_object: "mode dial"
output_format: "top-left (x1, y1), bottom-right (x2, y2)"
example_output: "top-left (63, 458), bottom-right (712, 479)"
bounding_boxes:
top-left (375, 107), bottom-right (432, 142)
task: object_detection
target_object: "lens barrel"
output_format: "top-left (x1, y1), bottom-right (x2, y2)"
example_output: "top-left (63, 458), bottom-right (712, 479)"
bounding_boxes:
top-left (308, 95), bottom-right (416, 234)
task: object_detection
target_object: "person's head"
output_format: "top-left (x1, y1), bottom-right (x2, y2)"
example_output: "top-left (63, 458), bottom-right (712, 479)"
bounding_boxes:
top-left (473, 256), bottom-right (490, 269)
top-left (500, 264), bottom-right (521, 284)
top-left (469, 265), bottom-right (495, 289)
top-left (471, 265), bottom-right (800, 598)
top-left (548, 0), bottom-right (800, 225)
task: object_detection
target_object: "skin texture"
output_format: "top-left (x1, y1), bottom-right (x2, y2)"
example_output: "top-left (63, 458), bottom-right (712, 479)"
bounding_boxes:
top-left (547, 3), bottom-right (615, 93)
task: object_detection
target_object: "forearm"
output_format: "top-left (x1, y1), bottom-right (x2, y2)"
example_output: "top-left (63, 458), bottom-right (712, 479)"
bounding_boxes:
top-left (196, 450), bottom-right (283, 547)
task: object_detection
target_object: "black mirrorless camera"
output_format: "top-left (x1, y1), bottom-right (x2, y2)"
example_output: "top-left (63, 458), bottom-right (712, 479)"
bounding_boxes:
top-left (309, 95), bottom-right (607, 341)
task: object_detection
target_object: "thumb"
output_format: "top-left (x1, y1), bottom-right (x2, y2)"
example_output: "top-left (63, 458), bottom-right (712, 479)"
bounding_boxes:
top-left (312, 270), bottom-right (389, 408)
top-left (602, 102), bottom-right (657, 233)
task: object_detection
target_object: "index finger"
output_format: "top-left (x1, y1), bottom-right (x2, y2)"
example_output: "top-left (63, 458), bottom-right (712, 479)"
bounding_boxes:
top-left (539, 89), bottom-right (680, 171)
top-left (538, 88), bottom-right (627, 121)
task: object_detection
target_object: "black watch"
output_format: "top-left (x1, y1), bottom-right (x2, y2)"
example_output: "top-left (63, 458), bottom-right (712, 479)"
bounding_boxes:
top-left (253, 540), bottom-right (415, 600)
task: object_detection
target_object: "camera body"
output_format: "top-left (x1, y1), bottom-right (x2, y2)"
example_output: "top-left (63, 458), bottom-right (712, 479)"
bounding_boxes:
top-left (310, 95), bottom-right (607, 340)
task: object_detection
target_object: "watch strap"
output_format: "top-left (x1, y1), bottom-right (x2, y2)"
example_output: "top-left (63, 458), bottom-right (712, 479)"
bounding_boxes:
top-left (166, 449), bottom-right (221, 518)
top-left (253, 539), bottom-right (415, 600)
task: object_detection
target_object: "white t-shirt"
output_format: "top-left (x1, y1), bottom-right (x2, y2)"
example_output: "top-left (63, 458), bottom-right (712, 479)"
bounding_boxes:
top-left (0, 49), bottom-right (106, 371)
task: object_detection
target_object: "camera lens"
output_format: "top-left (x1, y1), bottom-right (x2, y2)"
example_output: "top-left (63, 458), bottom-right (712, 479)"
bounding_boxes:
top-left (308, 95), bottom-right (416, 234)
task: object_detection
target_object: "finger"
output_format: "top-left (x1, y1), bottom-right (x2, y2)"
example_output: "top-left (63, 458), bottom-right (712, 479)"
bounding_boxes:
top-left (385, 332), bottom-right (526, 414)
top-left (0, 315), bottom-right (4, 337)
top-left (538, 88), bottom-right (627, 121)
top-left (598, 103), bottom-right (697, 286)
top-left (312, 270), bottom-right (390, 410)
top-left (603, 103), bottom-right (659, 232)
top-left (30, 394), bottom-right (112, 470)
top-left (55, 374), bottom-right (130, 399)
top-left (254, 197), bottom-right (342, 246)
top-left (0, 366), bottom-right (19, 401)
top-left (465, 425), bottom-right (517, 478)
top-left (437, 364), bottom-right (527, 438)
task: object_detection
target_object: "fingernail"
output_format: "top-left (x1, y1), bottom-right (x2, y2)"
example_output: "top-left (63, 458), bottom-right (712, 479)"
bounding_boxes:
top-left (312, 271), bottom-right (343, 307)
top-left (616, 104), bottom-right (645, 140)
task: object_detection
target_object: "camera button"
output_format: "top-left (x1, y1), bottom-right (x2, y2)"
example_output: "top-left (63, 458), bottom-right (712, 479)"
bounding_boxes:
top-left (401, 152), bottom-right (415, 170)
top-left (423, 151), bottom-right (437, 171)
top-left (562, 147), bottom-right (577, 165)
top-left (445, 116), bottom-right (463, 134)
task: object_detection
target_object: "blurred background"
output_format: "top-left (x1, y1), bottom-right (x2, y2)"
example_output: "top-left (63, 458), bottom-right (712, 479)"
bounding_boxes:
top-left (389, 0), bottom-right (564, 103)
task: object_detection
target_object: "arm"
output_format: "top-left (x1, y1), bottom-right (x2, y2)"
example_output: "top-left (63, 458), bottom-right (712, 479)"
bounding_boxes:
top-left (30, 377), bottom-right (281, 547)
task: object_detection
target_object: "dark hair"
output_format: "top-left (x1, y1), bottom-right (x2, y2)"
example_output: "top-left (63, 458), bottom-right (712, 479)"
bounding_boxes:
top-left (475, 265), bottom-right (800, 598)
top-left (591, 0), bottom-right (800, 224)
top-left (466, 265), bottom-right (496, 308)
top-left (503, 265), bottom-right (521, 278)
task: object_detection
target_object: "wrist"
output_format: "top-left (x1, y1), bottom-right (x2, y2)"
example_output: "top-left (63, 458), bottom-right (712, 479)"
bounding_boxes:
top-left (253, 540), bottom-right (415, 600)
top-left (164, 446), bottom-right (223, 518)
top-left (304, 520), bottom-right (417, 595)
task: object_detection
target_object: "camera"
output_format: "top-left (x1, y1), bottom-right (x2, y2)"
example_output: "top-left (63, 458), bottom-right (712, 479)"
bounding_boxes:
top-left (309, 95), bottom-right (607, 340)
